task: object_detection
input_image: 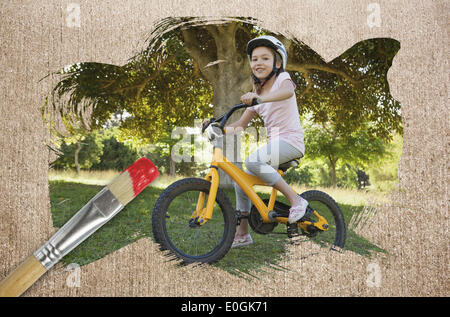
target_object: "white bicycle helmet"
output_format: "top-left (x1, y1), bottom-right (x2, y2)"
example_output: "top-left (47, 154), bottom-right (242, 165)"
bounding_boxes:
top-left (247, 35), bottom-right (287, 69)
top-left (246, 35), bottom-right (288, 86)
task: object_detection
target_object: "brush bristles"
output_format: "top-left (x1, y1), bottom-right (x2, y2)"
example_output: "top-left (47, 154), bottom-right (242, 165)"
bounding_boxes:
top-left (107, 171), bottom-right (135, 206)
top-left (107, 158), bottom-right (159, 205)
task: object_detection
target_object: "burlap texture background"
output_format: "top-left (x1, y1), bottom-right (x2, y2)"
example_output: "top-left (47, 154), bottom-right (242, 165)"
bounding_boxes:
top-left (0, 0), bottom-right (448, 296)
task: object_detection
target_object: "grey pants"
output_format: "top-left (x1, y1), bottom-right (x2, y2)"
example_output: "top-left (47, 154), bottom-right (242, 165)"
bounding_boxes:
top-left (234, 139), bottom-right (303, 212)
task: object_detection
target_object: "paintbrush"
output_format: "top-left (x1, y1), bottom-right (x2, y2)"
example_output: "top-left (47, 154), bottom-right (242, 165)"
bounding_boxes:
top-left (0, 157), bottom-right (159, 297)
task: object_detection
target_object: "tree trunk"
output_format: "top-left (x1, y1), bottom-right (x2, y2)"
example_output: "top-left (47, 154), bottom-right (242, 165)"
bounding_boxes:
top-left (212, 28), bottom-right (252, 189)
top-left (212, 80), bottom-right (250, 189)
top-left (329, 157), bottom-right (337, 187)
top-left (169, 154), bottom-right (176, 176)
top-left (74, 142), bottom-right (82, 175)
top-left (181, 24), bottom-right (252, 188)
top-left (331, 163), bottom-right (337, 187)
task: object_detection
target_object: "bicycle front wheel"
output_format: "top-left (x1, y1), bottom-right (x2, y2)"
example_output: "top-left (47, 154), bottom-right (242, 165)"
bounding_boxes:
top-left (152, 178), bottom-right (236, 263)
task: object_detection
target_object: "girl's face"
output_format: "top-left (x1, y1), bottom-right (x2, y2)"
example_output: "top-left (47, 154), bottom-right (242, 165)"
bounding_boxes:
top-left (250, 46), bottom-right (281, 79)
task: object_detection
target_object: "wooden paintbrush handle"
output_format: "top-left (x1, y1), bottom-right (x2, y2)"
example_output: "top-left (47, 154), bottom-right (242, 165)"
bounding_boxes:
top-left (0, 255), bottom-right (47, 297)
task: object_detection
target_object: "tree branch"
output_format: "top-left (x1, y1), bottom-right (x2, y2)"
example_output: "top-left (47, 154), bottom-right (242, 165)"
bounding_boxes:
top-left (109, 55), bottom-right (175, 99)
top-left (204, 24), bottom-right (219, 38)
top-left (299, 70), bottom-right (313, 97)
top-left (236, 23), bottom-right (252, 39)
top-left (224, 22), bottom-right (238, 37)
top-left (288, 62), bottom-right (361, 87)
top-left (180, 27), bottom-right (216, 82)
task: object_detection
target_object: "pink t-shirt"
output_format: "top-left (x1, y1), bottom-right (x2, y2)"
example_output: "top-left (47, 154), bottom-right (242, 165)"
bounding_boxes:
top-left (249, 71), bottom-right (305, 155)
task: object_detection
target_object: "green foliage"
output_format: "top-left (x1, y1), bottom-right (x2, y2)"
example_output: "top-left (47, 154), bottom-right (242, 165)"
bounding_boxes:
top-left (284, 134), bottom-right (402, 190)
top-left (293, 37), bottom-right (402, 142)
top-left (91, 128), bottom-right (140, 171)
top-left (336, 164), bottom-right (359, 188)
top-left (303, 120), bottom-right (388, 187)
top-left (52, 132), bottom-right (104, 170)
top-left (43, 18), bottom-right (403, 187)
top-left (284, 159), bottom-right (359, 189)
top-left (138, 134), bottom-right (208, 177)
top-left (283, 164), bottom-right (314, 186)
top-left (46, 26), bottom-right (214, 145)
top-left (366, 133), bottom-right (403, 192)
top-left (53, 128), bottom-right (140, 172)
top-left (44, 18), bottom-right (402, 143)
top-left (305, 122), bottom-right (387, 167)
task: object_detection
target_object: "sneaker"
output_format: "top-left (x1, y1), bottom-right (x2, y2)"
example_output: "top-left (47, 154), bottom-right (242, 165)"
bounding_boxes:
top-left (231, 233), bottom-right (253, 248)
top-left (288, 197), bottom-right (309, 224)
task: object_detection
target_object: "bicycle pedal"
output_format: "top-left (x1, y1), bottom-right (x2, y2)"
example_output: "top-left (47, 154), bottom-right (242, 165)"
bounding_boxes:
top-left (287, 223), bottom-right (300, 238)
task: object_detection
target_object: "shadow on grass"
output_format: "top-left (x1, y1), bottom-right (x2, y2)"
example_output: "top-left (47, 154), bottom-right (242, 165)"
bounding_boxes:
top-left (49, 180), bottom-right (385, 278)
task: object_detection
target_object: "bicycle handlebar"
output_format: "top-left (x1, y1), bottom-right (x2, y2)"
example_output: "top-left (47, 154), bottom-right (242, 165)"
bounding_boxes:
top-left (202, 98), bottom-right (260, 133)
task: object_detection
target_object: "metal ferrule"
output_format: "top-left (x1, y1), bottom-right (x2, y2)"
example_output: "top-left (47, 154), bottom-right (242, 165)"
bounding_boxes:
top-left (34, 187), bottom-right (123, 270)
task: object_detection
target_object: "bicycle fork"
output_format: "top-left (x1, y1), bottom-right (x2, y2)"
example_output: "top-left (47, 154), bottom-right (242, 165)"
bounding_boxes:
top-left (190, 167), bottom-right (219, 226)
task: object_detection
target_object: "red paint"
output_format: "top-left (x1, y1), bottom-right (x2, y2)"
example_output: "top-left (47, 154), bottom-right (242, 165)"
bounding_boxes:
top-left (124, 157), bottom-right (159, 197)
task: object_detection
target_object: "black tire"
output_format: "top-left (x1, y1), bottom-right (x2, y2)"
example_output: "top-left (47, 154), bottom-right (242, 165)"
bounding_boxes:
top-left (300, 190), bottom-right (346, 249)
top-left (152, 178), bottom-right (236, 263)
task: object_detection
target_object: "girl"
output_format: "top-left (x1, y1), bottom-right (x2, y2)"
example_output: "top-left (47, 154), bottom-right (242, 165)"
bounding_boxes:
top-left (205, 35), bottom-right (308, 248)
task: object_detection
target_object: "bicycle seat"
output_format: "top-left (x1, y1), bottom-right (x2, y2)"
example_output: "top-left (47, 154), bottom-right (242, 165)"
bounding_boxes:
top-left (278, 158), bottom-right (301, 172)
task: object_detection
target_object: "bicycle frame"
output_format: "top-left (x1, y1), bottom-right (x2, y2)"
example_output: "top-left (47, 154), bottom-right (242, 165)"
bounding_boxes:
top-left (195, 146), bottom-right (292, 224)
top-left (193, 102), bottom-right (329, 233)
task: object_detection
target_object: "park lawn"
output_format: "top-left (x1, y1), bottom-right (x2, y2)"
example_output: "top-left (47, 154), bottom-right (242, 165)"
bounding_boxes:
top-left (48, 179), bottom-right (385, 277)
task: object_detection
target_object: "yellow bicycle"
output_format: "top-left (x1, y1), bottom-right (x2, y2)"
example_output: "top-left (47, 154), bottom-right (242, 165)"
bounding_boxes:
top-left (152, 103), bottom-right (346, 263)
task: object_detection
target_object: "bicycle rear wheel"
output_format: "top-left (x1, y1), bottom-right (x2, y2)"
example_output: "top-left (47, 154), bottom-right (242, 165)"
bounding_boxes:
top-left (152, 178), bottom-right (236, 263)
top-left (300, 190), bottom-right (346, 249)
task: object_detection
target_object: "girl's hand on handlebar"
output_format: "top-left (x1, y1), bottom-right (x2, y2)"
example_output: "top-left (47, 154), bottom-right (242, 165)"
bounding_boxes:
top-left (202, 118), bottom-right (211, 128)
top-left (240, 92), bottom-right (260, 106)
top-left (202, 118), bottom-right (215, 133)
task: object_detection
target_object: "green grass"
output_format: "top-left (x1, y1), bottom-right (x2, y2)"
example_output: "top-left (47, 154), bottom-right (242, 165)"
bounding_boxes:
top-left (48, 171), bottom-right (386, 277)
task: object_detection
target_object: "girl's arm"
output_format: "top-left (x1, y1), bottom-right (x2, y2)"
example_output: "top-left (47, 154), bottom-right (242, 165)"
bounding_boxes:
top-left (240, 80), bottom-right (295, 105)
top-left (225, 108), bottom-right (256, 133)
top-left (259, 79), bottom-right (295, 103)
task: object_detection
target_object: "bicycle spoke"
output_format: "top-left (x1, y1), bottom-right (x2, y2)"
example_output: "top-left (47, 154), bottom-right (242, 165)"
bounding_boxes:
top-left (162, 189), bottom-right (227, 257)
